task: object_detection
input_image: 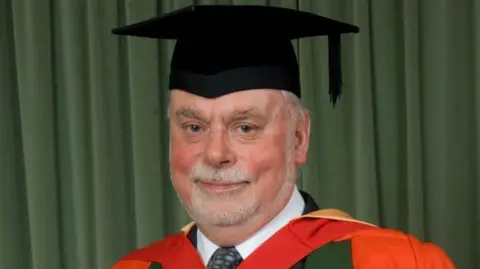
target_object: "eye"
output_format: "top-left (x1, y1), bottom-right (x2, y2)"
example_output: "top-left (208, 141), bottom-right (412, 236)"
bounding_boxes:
top-left (235, 123), bottom-right (260, 134)
top-left (238, 124), bottom-right (254, 133)
top-left (185, 124), bottom-right (203, 133)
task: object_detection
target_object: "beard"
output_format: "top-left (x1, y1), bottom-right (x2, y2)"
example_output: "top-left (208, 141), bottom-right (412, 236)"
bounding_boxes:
top-left (185, 147), bottom-right (297, 228)
top-left (186, 162), bottom-right (259, 227)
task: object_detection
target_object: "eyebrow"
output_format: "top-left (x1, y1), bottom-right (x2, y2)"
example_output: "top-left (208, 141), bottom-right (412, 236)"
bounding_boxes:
top-left (174, 108), bottom-right (205, 121)
top-left (229, 108), bottom-right (265, 121)
top-left (173, 107), bottom-right (267, 123)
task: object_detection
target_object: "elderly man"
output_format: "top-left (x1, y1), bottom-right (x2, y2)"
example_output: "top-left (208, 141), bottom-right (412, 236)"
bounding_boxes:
top-left (110, 5), bottom-right (455, 269)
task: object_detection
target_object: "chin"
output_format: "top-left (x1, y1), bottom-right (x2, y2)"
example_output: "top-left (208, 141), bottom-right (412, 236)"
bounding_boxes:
top-left (199, 209), bottom-right (258, 227)
top-left (189, 197), bottom-right (259, 227)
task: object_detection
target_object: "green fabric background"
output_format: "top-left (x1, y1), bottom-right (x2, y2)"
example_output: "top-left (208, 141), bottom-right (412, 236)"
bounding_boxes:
top-left (1, 0), bottom-right (478, 268)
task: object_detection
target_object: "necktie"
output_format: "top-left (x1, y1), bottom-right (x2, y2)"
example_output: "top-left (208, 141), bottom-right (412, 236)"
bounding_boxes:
top-left (207, 247), bottom-right (243, 269)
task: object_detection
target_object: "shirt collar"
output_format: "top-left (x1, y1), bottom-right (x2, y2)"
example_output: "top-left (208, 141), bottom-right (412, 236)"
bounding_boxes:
top-left (196, 185), bottom-right (306, 265)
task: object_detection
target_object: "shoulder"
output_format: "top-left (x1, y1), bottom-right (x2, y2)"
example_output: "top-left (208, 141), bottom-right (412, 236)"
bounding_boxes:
top-left (109, 232), bottom-right (186, 269)
top-left (288, 208), bottom-right (379, 247)
top-left (294, 209), bottom-right (455, 268)
top-left (343, 227), bottom-right (455, 268)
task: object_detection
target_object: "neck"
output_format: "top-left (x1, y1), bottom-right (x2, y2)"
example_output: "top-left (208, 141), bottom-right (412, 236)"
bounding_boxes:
top-left (197, 210), bottom-right (272, 247)
top-left (196, 184), bottom-right (297, 246)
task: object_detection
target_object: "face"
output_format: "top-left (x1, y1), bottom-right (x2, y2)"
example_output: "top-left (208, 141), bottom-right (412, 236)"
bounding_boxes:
top-left (169, 89), bottom-right (310, 227)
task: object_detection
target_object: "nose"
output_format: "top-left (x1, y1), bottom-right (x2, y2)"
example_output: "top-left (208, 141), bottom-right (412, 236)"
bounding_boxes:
top-left (203, 128), bottom-right (236, 168)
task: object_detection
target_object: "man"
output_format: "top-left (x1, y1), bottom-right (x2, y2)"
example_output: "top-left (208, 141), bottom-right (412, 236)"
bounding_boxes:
top-left (110, 5), bottom-right (455, 269)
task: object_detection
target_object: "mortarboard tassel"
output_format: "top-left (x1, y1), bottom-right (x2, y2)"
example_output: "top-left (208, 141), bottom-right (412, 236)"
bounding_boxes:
top-left (328, 34), bottom-right (342, 107)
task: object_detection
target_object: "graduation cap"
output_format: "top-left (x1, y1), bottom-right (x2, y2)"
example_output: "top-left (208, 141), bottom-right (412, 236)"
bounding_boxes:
top-left (111, 5), bottom-right (359, 106)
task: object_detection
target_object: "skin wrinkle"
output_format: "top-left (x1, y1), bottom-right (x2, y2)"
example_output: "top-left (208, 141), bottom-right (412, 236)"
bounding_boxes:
top-left (168, 88), bottom-right (310, 246)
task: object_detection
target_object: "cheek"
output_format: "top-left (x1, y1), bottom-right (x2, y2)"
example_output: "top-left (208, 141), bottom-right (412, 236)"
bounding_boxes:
top-left (240, 138), bottom-right (290, 204)
top-left (169, 139), bottom-right (203, 200)
top-left (240, 133), bottom-right (288, 178)
top-left (170, 129), bottom-right (203, 174)
top-left (170, 146), bottom-right (196, 176)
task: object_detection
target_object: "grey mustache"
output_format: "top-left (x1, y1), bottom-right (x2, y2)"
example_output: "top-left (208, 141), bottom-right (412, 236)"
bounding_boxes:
top-left (190, 165), bottom-right (252, 183)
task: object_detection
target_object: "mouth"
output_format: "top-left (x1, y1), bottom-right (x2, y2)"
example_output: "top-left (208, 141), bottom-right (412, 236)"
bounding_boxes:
top-left (196, 181), bottom-right (249, 193)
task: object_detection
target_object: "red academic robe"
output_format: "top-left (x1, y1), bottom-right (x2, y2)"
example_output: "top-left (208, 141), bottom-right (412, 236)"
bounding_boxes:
top-left (110, 209), bottom-right (455, 269)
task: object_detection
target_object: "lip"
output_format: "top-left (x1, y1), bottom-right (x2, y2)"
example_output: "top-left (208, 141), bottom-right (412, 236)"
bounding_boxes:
top-left (197, 181), bottom-right (247, 193)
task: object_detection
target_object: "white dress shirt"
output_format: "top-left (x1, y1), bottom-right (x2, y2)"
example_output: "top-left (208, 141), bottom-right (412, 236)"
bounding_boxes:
top-left (196, 185), bottom-right (306, 265)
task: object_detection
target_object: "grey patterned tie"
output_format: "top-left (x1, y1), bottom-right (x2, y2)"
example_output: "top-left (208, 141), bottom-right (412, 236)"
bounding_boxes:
top-left (207, 247), bottom-right (243, 269)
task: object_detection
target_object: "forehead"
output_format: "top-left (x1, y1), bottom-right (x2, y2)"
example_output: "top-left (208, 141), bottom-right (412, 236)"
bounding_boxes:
top-left (169, 89), bottom-right (285, 114)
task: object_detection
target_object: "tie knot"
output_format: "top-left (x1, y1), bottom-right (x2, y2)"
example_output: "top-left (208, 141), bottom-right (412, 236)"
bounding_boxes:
top-left (207, 247), bottom-right (243, 269)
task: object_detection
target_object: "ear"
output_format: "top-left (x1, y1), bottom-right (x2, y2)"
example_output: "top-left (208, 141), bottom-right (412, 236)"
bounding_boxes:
top-left (294, 110), bottom-right (311, 165)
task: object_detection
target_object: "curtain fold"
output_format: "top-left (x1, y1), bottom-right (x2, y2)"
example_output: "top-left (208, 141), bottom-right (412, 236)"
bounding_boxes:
top-left (0, 0), bottom-right (478, 268)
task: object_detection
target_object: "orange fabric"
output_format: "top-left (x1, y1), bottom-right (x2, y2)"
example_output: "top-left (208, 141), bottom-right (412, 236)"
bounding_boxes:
top-left (110, 209), bottom-right (455, 269)
top-left (343, 228), bottom-right (456, 268)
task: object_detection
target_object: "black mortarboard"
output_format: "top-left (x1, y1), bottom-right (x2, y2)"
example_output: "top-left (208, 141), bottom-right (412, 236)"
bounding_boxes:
top-left (111, 5), bottom-right (359, 105)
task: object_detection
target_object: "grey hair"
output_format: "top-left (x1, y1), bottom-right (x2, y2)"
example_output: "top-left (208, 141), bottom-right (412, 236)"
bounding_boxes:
top-left (166, 90), bottom-right (307, 120)
top-left (279, 90), bottom-right (307, 122)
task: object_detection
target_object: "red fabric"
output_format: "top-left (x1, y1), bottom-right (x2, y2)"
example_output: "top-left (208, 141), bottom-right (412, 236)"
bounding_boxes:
top-left (120, 233), bottom-right (205, 268)
top-left (238, 219), bottom-right (375, 268)
top-left (110, 260), bottom-right (151, 269)
top-left (116, 218), bottom-right (375, 269)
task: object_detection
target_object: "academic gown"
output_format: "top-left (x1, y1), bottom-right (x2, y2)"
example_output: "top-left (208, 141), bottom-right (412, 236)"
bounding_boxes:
top-left (110, 191), bottom-right (455, 269)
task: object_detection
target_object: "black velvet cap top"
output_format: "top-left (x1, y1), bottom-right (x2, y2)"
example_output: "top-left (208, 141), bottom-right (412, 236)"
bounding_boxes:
top-left (111, 5), bottom-right (359, 105)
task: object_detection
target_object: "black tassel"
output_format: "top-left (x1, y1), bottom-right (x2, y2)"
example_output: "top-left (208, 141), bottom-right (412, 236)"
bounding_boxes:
top-left (328, 34), bottom-right (342, 107)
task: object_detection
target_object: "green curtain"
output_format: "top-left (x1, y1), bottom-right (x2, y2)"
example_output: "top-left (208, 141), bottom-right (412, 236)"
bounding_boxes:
top-left (1, 0), bottom-right (478, 268)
